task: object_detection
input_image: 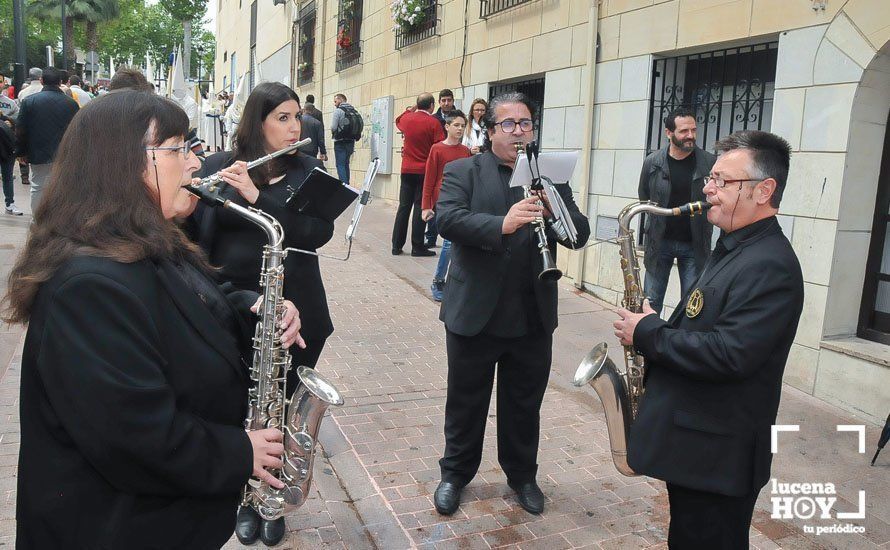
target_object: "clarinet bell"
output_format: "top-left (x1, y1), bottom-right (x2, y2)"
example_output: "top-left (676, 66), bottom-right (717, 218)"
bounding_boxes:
top-left (540, 254), bottom-right (562, 281)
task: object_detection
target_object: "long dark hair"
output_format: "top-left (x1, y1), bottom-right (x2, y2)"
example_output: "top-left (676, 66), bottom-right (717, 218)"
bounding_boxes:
top-left (3, 90), bottom-right (207, 323)
top-left (233, 82), bottom-right (302, 186)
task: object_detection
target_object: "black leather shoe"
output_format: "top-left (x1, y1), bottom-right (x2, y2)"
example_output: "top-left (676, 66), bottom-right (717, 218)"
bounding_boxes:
top-left (411, 248), bottom-right (436, 257)
top-left (434, 481), bottom-right (463, 515)
top-left (234, 505), bottom-right (261, 545)
top-left (392, 248), bottom-right (403, 255)
top-left (260, 517), bottom-right (286, 546)
top-left (509, 480), bottom-right (545, 514)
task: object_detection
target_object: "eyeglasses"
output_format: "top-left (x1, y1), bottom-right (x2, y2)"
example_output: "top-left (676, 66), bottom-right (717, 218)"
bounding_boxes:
top-left (702, 176), bottom-right (762, 189)
top-left (495, 119), bottom-right (534, 133)
top-left (145, 144), bottom-right (192, 158)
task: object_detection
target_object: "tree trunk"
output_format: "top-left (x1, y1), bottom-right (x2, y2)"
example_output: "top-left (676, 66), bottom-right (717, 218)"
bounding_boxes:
top-left (183, 19), bottom-right (192, 78)
top-left (64, 17), bottom-right (75, 69)
top-left (87, 20), bottom-right (98, 52)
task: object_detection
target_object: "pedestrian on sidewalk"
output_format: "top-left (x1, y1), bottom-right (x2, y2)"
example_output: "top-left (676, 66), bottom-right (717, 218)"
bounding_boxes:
top-left (15, 67), bottom-right (79, 216)
top-left (3, 90), bottom-right (299, 549)
top-left (462, 98), bottom-right (488, 155)
top-left (421, 110), bottom-right (471, 301)
top-left (0, 114), bottom-right (22, 215)
top-left (614, 130), bottom-right (804, 549)
top-left (331, 93), bottom-right (361, 184)
top-left (639, 107), bottom-right (716, 314)
top-left (393, 92), bottom-right (444, 257)
top-left (432, 92), bottom-right (590, 516)
top-left (185, 82), bottom-right (335, 547)
top-left (424, 88), bottom-right (458, 247)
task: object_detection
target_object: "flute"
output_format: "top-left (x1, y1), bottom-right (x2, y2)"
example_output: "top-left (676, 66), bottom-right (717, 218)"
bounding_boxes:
top-left (187, 138), bottom-right (311, 206)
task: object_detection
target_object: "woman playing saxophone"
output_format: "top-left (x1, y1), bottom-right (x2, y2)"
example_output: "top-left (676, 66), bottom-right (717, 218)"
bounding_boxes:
top-left (4, 91), bottom-right (305, 549)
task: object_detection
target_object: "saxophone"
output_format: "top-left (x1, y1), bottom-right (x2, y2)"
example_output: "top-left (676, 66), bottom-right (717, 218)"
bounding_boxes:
top-left (187, 143), bottom-right (344, 520)
top-left (572, 200), bottom-right (710, 476)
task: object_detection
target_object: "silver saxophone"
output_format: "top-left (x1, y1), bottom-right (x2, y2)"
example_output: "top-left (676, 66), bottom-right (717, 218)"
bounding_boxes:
top-left (572, 200), bottom-right (710, 476)
top-left (187, 141), bottom-right (345, 520)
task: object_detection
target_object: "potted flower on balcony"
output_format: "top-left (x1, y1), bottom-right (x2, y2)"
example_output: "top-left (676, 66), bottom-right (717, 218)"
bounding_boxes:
top-left (390, 0), bottom-right (428, 33)
top-left (337, 22), bottom-right (353, 50)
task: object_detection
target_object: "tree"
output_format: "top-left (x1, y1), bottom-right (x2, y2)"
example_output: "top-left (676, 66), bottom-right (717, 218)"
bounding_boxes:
top-left (159, 0), bottom-right (206, 78)
top-left (26, 0), bottom-right (120, 69)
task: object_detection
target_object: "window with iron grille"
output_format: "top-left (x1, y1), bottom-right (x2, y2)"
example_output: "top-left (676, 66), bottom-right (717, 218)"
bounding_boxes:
top-left (859, 110), bottom-right (890, 345)
top-left (646, 42), bottom-right (778, 155)
top-left (394, 0), bottom-right (439, 50)
top-left (249, 0), bottom-right (258, 90)
top-left (480, 0), bottom-right (534, 19)
top-left (488, 77), bottom-right (545, 143)
top-left (295, 1), bottom-right (316, 85)
top-left (336, 0), bottom-right (362, 72)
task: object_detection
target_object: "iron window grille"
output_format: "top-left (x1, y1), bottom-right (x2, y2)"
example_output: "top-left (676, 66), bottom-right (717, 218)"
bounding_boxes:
top-left (646, 42), bottom-right (778, 155)
top-left (336, 0), bottom-right (362, 72)
top-left (488, 77), bottom-right (545, 143)
top-left (249, 1), bottom-right (258, 90)
top-left (295, 1), bottom-right (316, 85)
top-left (480, 0), bottom-right (534, 19)
top-left (394, 1), bottom-right (439, 50)
top-left (859, 110), bottom-right (890, 345)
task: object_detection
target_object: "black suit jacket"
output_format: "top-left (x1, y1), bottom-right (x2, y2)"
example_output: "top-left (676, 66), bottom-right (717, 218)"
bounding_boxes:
top-left (627, 217), bottom-right (804, 497)
top-left (188, 151), bottom-right (335, 340)
top-left (300, 114), bottom-right (327, 156)
top-left (436, 151), bottom-right (590, 337)
top-left (15, 86), bottom-right (79, 164)
top-left (17, 256), bottom-right (256, 549)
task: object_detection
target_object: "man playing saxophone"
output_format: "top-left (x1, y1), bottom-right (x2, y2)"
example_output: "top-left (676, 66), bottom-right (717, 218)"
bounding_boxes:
top-left (433, 92), bottom-right (590, 516)
top-left (613, 130), bottom-right (804, 549)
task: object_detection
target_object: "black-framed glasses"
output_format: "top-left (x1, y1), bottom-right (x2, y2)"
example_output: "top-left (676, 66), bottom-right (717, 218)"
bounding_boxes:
top-left (145, 144), bottom-right (192, 158)
top-left (495, 118), bottom-right (534, 133)
top-left (702, 176), bottom-right (762, 189)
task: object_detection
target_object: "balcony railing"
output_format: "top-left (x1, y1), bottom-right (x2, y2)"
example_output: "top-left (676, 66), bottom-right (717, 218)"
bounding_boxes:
top-left (480, 0), bottom-right (533, 19)
top-left (336, 40), bottom-right (362, 71)
top-left (394, 2), bottom-right (439, 50)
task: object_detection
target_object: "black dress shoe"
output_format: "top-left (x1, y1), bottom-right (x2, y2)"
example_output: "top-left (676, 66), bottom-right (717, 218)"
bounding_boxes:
top-left (234, 505), bottom-right (261, 545)
top-left (434, 481), bottom-right (463, 515)
top-left (392, 248), bottom-right (403, 255)
top-left (411, 248), bottom-right (436, 257)
top-left (260, 516), bottom-right (286, 546)
top-left (509, 480), bottom-right (545, 514)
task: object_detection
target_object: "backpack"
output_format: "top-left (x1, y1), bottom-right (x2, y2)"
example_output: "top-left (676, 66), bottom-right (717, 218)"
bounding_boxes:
top-left (335, 105), bottom-right (363, 141)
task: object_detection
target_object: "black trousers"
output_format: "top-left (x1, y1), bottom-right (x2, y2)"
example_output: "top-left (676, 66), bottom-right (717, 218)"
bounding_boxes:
top-left (285, 337), bottom-right (327, 400)
top-left (439, 329), bottom-right (552, 486)
top-left (667, 483), bottom-right (760, 550)
top-left (391, 172), bottom-right (425, 252)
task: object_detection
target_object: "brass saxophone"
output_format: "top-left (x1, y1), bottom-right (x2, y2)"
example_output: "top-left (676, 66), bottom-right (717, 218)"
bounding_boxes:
top-left (572, 200), bottom-right (710, 476)
top-left (187, 143), bottom-right (344, 520)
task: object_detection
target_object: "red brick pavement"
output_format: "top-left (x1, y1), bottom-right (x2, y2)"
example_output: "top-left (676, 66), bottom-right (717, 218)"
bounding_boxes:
top-left (1, 194), bottom-right (887, 549)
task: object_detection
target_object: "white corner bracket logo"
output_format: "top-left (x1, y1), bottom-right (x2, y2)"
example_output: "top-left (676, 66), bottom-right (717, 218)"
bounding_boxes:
top-left (769, 424), bottom-right (867, 536)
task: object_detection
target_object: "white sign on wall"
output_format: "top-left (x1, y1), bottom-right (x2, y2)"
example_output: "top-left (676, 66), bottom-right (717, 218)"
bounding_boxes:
top-left (370, 96), bottom-right (394, 174)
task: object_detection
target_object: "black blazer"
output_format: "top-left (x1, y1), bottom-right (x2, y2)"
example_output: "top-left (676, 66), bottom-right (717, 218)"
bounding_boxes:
top-left (300, 114), bottom-right (327, 157)
top-left (436, 151), bottom-right (590, 337)
top-left (17, 256), bottom-right (256, 549)
top-left (627, 217), bottom-right (804, 497)
top-left (15, 86), bottom-right (79, 164)
top-left (188, 151), bottom-right (335, 340)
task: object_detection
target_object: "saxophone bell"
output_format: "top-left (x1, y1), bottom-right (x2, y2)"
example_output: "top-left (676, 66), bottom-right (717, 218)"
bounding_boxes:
top-left (573, 343), bottom-right (636, 476)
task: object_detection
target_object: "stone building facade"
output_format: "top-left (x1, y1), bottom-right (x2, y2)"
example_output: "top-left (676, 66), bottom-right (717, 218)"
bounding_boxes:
top-left (214, 0), bottom-right (890, 425)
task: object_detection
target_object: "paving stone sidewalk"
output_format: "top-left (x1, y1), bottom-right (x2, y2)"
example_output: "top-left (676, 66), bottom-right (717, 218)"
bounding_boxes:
top-left (0, 188), bottom-right (886, 549)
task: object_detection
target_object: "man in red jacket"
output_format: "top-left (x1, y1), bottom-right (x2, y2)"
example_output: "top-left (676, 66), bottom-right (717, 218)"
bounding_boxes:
top-left (392, 92), bottom-right (444, 257)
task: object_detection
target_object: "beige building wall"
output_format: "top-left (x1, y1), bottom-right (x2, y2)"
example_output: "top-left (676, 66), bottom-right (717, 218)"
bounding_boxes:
top-left (214, 0), bottom-right (890, 424)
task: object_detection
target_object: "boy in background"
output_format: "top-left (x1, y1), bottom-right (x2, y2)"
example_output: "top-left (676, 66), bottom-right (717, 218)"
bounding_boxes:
top-left (422, 111), bottom-right (472, 301)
